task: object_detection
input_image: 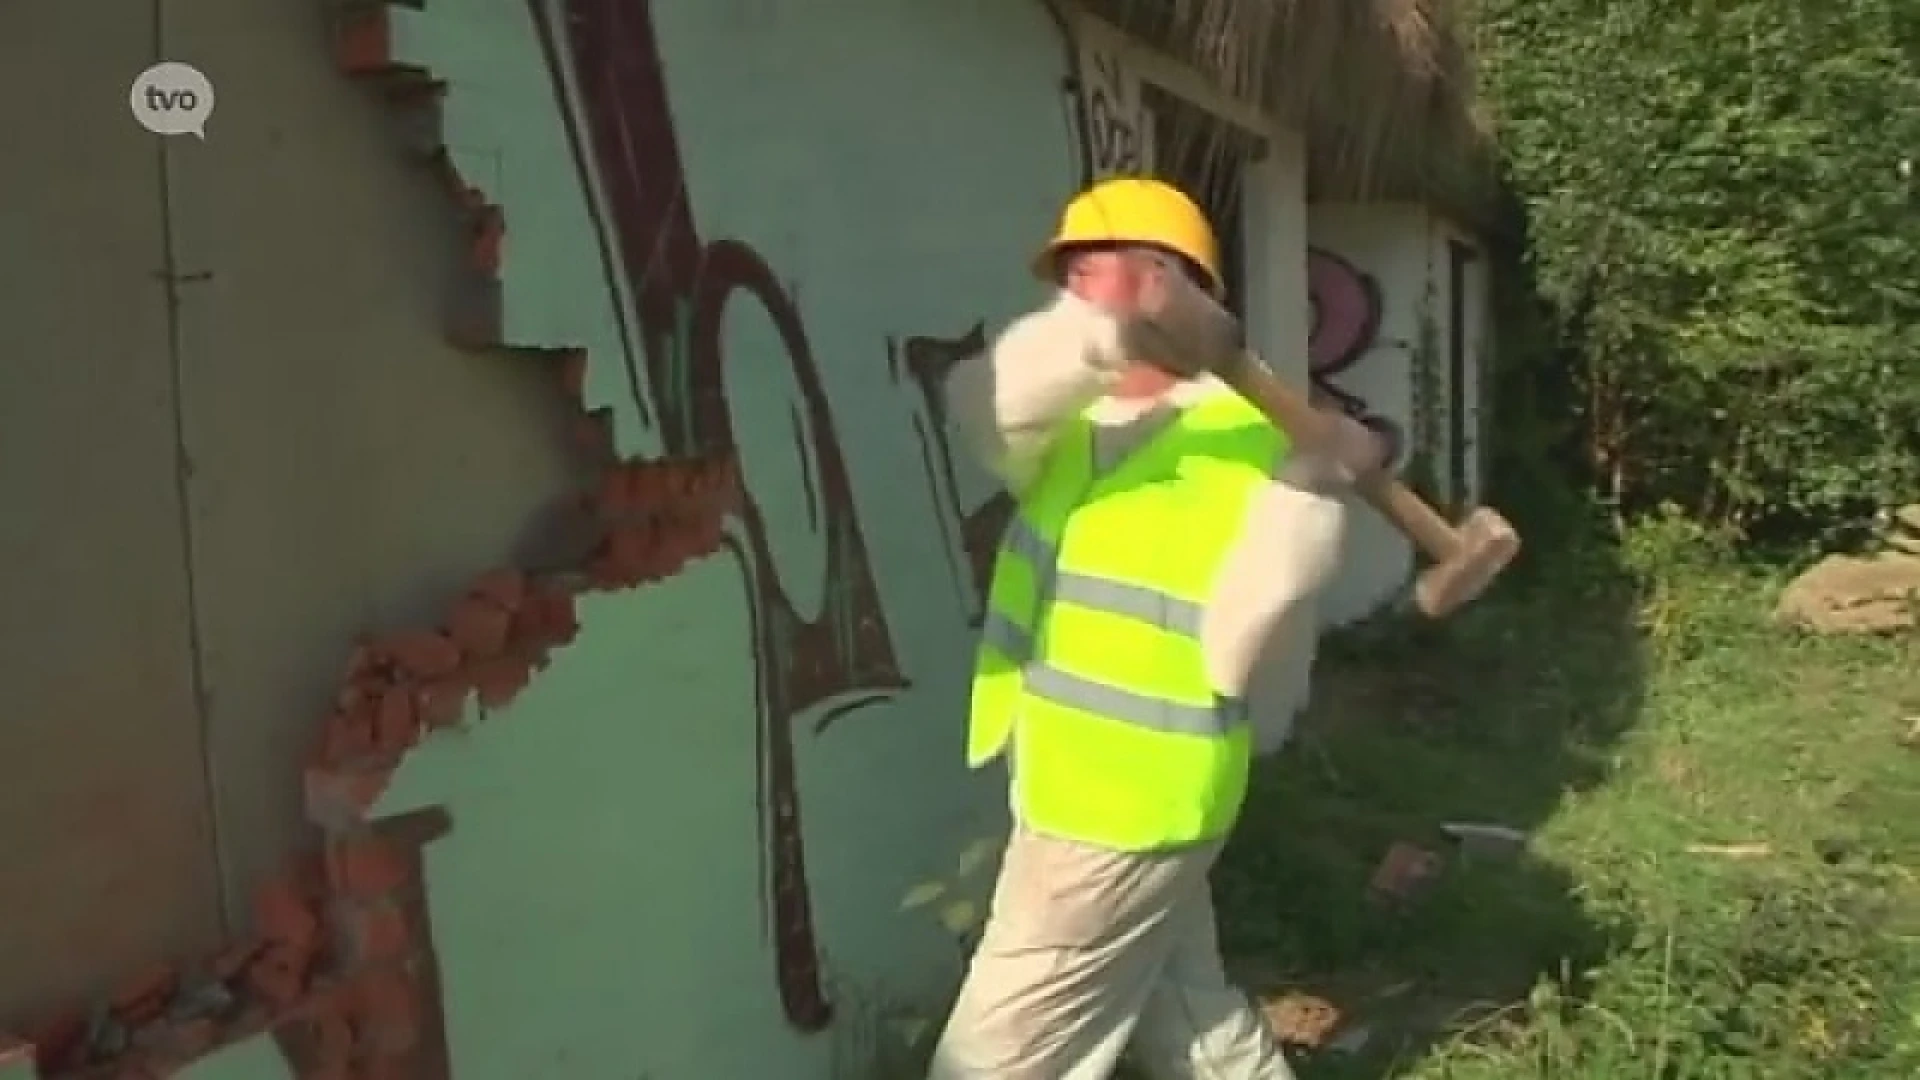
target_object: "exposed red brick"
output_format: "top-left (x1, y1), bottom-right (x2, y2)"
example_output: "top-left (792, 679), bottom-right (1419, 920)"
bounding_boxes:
top-left (306, 1013), bottom-right (354, 1073)
top-left (628, 462), bottom-right (668, 506)
top-left (595, 465), bottom-right (634, 518)
top-left (586, 552), bottom-right (627, 590)
top-left (326, 836), bottom-right (411, 899)
top-left (242, 944), bottom-right (313, 1008)
top-left (537, 585), bottom-right (582, 645)
top-left (351, 971), bottom-right (422, 1055)
top-left (469, 568), bottom-right (527, 613)
top-left (468, 654), bottom-right (533, 709)
top-left (413, 675), bottom-right (470, 731)
top-left (321, 702), bottom-right (380, 764)
top-left (372, 685), bottom-right (420, 756)
top-left (378, 631), bottom-right (462, 679)
top-left (337, 900), bottom-right (412, 965)
top-left (8, 37), bottom-right (775, 1080)
top-left (255, 879), bottom-right (321, 952)
top-left (689, 511), bottom-right (726, 553)
top-left (334, 679), bottom-right (369, 715)
top-left (509, 583), bottom-right (580, 656)
top-left (613, 521), bottom-right (662, 582)
top-left (445, 595), bottom-right (512, 658)
top-left (306, 763), bottom-right (393, 827)
top-left (655, 522), bottom-right (699, 579)
top-left (715, 461), bottom-right (741, 502)
top-left (340, 643), bottom-right (379, 684)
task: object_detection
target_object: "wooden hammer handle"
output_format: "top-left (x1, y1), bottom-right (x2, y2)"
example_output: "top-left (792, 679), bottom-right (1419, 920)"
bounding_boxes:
top-left (1215, 354), bottom-right (1463, 561)
top-left (1357, 480), bottom-right (1463, 563)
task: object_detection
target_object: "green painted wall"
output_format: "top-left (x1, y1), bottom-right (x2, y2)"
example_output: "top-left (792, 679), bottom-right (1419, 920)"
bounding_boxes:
top-left (368, 0), bottom-right (1084, 1075)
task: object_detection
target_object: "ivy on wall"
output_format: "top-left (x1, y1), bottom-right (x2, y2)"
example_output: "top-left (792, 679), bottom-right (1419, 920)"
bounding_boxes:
top-left (1403, 301), bottom-right (1445, 508)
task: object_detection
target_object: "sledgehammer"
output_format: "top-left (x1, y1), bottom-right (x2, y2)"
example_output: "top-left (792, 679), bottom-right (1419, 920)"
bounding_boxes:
top-left (1218, 356), bottom-right (1521, 618)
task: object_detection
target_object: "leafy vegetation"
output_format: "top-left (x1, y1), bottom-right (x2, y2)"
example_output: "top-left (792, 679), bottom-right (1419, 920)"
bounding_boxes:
top-left (882, 6), bottom-right (1918, 1076)
top-left (1475, 0), bottom-right (1920, 548)
top-left (1209, 2), bottom-right (1920, 1074)
top-left (1217, 523), bottom-right (1920, 1078)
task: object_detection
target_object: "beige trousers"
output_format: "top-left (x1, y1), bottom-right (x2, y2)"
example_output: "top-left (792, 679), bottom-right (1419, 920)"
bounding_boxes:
top-left (927, 825), bottom-right (1295, 1079)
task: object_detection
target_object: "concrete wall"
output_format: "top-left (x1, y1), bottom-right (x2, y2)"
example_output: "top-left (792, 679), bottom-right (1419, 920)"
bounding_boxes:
top-left (0, 0), bottom-right (582, 1024)
top-left (0, 1), bottom-right (225, 1023)
top-left (1308, 203), bottom-right (1490, 626)
top-left (0, 0), bottom-right (1315, 1077)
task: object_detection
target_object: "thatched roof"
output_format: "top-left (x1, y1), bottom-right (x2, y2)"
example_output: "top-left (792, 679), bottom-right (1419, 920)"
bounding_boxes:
top-left (1081, 0), bottom-right (1501, 231)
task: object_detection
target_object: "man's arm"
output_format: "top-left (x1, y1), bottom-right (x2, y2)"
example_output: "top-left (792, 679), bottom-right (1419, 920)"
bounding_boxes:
top-left (1201, 475), bottom-right (1349, 701)
top-left (942, 292), bottom-right (1131, 493)
top-left (1201, 413), bottom-right (1383, 752)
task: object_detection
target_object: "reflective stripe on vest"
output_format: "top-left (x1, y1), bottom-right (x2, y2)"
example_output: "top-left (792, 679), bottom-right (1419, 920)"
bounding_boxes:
top-left (979, 515), bottom-right (1244, 738)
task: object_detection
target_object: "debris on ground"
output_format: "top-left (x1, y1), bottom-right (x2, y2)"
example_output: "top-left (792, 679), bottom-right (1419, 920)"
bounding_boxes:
top-left (1440, 821), bottom-right (1530, 861)
top-left (1261, 992), bottom-right (1343, 1049)
top-left (1773, 549), bottom-right (1920, 634)
top-left (1684, 841), bottom-right (1772, 858)
top-left (1368, 841), bottom-right (1446, 906)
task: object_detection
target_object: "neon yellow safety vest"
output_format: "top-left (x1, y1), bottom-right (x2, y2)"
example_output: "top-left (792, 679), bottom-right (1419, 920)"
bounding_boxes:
top-left (968, 390), bottom-right (1287, 851)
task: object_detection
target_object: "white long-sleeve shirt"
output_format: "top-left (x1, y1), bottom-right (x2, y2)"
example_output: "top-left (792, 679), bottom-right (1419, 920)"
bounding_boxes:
top-left (943, 291), bottom-right (1358, 751)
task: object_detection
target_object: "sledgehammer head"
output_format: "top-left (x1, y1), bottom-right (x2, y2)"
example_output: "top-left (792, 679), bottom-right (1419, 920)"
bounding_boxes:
top-left (1412, 508), bottom-right (1521, 618)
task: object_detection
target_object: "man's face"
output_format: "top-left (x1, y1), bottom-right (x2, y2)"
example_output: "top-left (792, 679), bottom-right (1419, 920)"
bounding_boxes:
top-left (1062, 246), bottom-right (1150, 315)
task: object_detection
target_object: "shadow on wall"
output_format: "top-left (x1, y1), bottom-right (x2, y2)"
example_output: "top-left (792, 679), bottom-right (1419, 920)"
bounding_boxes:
top-left (1215, 529), bottom-right (1648, 1075)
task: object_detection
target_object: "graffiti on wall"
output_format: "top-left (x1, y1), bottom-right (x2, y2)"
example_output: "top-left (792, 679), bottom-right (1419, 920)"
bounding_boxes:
top-left (1075, 29), bottom-right (1154, 178)
top-left (890, 331), bottom-right (1014, 625)
top-left (889, 18), bottom-right (1164, 626)
top-left (1082, 48), bottom-right (1149, 175)
top-left (1306, 246), bottom-right (1404, 466)
top-left (13, 0), bottom-right (1038, 1074)
top-left (528, 0), bottom-right (918, 1033)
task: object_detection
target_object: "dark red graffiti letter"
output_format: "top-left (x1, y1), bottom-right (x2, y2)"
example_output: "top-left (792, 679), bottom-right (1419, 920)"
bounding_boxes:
top-left (532, 0), bottom-right (908, 1033)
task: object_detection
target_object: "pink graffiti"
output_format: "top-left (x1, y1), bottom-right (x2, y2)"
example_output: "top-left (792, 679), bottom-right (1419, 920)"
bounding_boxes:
top-left (1306, 247), bottom-right (1382, 378)
top-left (1306, 247), bottom-right (1403, 465)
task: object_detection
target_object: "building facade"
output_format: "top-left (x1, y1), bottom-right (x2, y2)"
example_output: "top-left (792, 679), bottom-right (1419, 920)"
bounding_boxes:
top-left (1309, 204), bottom-right (1494, 624)
top-left (0, 1), bottom-right (1488, 1076)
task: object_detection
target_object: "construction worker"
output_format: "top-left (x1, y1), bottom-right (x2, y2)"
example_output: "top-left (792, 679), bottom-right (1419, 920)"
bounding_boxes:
top-left (928, 177), bottom-right (1386, 1079)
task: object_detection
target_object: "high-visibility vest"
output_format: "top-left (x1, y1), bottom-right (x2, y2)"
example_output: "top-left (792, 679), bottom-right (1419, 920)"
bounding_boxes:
top-left (968, 390), bottom-right (1286, 851)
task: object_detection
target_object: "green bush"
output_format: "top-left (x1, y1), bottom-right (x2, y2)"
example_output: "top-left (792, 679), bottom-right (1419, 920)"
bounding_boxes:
top-left (1478, 0), bottom-right (1920, 549)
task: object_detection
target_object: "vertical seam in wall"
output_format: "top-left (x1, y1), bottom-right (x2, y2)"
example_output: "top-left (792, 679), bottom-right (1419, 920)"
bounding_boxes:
top-left (153, 0), bottom-right (234, 935)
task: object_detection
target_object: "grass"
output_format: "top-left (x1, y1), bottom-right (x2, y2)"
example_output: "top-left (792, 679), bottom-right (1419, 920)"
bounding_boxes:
top-left (1218, 520), bottom-right (1920, 1078)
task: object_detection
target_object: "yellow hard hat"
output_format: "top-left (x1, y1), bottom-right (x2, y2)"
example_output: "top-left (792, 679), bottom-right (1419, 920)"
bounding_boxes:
top-left (1032, 176), bottom-right (1223, 297)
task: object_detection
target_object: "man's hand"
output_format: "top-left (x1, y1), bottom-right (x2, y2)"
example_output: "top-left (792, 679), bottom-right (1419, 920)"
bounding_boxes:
top-left (1116, 250), bottom-right (1246, 378)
